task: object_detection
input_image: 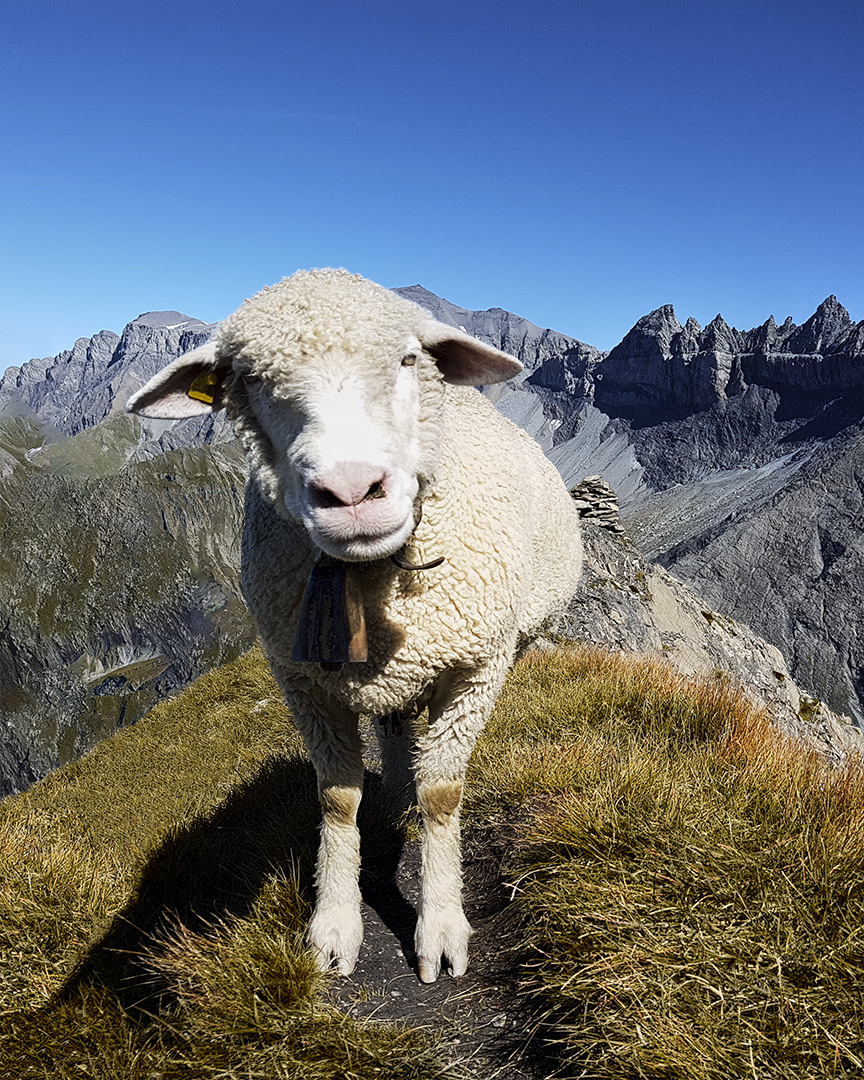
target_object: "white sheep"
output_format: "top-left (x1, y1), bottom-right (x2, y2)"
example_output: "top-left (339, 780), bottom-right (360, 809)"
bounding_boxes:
top-left (127, 269), bottom-right (584, 982)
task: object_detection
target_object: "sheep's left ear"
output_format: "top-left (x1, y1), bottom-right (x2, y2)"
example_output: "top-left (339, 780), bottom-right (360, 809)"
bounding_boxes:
top-left (126, 343), bottom-right (231, 418)
top-left (417, 321), bottom-right (522, 385)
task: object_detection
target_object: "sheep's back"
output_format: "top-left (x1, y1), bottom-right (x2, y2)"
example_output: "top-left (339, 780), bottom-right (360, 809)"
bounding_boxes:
top-left (431, 387), bottom-right (583, 640)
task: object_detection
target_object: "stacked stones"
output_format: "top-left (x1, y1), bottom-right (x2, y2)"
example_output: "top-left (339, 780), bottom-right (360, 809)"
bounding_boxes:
top-left (569, 475), bottom-right (626, 534)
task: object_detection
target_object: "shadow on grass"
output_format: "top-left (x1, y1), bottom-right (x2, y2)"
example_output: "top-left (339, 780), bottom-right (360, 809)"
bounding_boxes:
top-left (59, 754), bottom-right (415, 1010)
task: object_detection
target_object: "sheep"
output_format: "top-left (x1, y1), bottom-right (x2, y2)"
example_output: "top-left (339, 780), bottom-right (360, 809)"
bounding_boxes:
top-left (127, 269), bottom-right (584, 983)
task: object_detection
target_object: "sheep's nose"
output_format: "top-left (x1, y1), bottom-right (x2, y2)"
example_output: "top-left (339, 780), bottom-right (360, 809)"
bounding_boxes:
top-left (309, 463), bottom-right (388, 509)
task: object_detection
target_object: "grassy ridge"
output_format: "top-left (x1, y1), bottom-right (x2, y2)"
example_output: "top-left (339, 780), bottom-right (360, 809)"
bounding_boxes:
top-left (2, 645), bottom-right (863, 1077)
top-left (467, 650), bottom-right (864, 1078)
top-left (0, 648), bottom-right (444, 1078)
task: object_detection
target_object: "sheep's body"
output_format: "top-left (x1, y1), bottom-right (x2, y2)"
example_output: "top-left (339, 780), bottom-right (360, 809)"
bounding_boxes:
top-left (243, 384), bottom-right (581, 716)
top-left (127, 269), bottom-right (584, 982)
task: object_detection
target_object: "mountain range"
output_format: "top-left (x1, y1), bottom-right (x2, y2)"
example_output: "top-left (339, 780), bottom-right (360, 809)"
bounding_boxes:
top-left (395, 289), bottom-right (864, 726)
top-left (1, 287), bottom-right (862, 794)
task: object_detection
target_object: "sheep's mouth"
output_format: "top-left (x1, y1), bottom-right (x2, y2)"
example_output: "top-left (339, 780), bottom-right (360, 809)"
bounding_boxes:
top-left (310, 524), bottom-right (444, 571)
top-left (307, 514), bottom-right (418, 564)
top-left (301, 482), bottom-right (418, 562)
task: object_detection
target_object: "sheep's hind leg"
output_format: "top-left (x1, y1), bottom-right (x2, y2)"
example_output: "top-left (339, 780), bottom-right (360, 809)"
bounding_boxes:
top-left (372, 708), bottom-right (417, 814)
top-left (413, 659), bottom-right (509, 983)
top-left (285, 691), bottom-right (365, 976)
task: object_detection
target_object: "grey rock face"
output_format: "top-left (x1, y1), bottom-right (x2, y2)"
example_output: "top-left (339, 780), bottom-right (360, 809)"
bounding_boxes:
top-left (0, 311), bottom-right (225, 454)
top-left (563, 518), bottom-right (864, 766)
top-left (590, 296), bottom-right (864, 428)
top-left (593, 306), bottom-right (746, 422)
top-left (586, 299), bottom-right (864, 726)
top-left (629, 432), bottom-right (864, 726)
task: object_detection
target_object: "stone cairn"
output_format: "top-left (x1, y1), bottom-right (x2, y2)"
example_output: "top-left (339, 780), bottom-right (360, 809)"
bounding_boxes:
top-left (569, 475), bottom-right (626, 534)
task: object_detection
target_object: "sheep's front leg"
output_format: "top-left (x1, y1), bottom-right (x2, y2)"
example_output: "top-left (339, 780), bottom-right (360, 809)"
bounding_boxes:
top-left (414, 659), bottom-right (509, 983)
top-left (287, 693), bottom-right (365, 975)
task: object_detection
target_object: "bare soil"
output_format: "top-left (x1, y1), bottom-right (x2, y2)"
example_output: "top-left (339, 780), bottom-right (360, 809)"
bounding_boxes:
top-left (327, 811), bottom-right (550, 1080)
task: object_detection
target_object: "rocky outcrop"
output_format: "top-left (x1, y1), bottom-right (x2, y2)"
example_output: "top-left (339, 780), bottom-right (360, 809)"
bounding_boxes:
top-left (569, 475), bottom-right (625, 534)
top-left (564, 506), bottom-right (863, 767)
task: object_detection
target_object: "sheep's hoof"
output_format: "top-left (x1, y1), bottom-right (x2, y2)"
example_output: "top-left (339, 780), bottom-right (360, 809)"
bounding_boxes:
top-left (415, 910), bottom-right (472, 982)
top-left (449, 953), bottom-right (469, 978)
top-left (334, 954), bottom-right (357, 976)
top-left (418, 957), bottom-right (441, 984)
top-left (307, 908), bottom-right (362, 976)
top-left (417, 950), bottom-right (469, 983)
top-left (310, 943), bottom-right (359, 977)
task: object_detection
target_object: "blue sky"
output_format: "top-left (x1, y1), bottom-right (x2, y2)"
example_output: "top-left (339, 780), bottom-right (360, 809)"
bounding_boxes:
top-left (1, 0), bottom-right (862, 371)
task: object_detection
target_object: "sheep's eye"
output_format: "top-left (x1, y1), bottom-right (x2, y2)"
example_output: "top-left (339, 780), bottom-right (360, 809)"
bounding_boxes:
top-left (401, 353), bottom-right (417, 367)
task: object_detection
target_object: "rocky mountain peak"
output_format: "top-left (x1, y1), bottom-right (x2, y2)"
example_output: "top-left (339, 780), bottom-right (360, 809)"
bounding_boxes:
top-left (673, 317), bottom-right (702, 355)
top-left (130, 311), bottom-right (211, 331)
top-left (701, 313), bottom-right (743, 353)
top-left (0, 313), bottom-right (216, 439)
top-left (619, 305), bottom-right (684, 355)
top-left (595, 305), bottom-right (741, 422)
top-left (746, 312), bottom-right (798, 353)
top-left (785, 295), bottom-right (853, 355)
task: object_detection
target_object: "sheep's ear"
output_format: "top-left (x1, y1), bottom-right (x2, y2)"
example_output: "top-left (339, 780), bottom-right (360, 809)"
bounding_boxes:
top-left (417, 321), bottom-right (523, 385)
top-left (126, 343), bottom-right (230, 418)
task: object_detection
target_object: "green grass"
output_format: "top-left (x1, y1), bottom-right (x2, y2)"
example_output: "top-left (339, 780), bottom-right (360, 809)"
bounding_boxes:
top-left (0, 647), bottom-right (445, 1079)
top-left (3, 644), bottom-right (864, 1077)
top-left (469, 648), bottom-right (864, 1078)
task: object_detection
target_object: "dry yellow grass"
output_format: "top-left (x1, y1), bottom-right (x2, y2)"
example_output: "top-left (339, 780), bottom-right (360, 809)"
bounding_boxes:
top-left (0, 647), bottom-right (445, 1079)
top-left (3, 643), bottom-right (863, 1077)
top-left (467, 647), bottom-right (864, 1078)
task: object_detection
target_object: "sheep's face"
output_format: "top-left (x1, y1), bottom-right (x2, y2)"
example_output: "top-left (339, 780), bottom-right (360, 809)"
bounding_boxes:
top-left (125, 270), bottom-right (523, 564)
top-left (239, 339), bottom-right (428, 562)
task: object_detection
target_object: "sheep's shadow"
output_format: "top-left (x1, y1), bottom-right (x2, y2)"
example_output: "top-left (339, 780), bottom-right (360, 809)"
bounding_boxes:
top-left (60, 753), bottom-right (417, 1010)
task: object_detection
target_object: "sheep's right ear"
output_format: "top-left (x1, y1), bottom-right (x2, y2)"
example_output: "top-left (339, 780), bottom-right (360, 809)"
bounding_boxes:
top-left (126, 343), bottom-right (230, 418)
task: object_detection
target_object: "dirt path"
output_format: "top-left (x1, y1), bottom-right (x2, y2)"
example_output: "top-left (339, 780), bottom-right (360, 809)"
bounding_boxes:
top-left (327, 813), bottom-right (547, 1079)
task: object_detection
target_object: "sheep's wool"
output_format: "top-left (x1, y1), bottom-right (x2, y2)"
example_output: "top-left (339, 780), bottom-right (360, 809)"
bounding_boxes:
top-left (227, 271), bottom-right (584, 719)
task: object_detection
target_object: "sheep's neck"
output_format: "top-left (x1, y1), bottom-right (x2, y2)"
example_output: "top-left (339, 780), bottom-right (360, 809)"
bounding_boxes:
top-left (292, 530), bottom-right (445, 669)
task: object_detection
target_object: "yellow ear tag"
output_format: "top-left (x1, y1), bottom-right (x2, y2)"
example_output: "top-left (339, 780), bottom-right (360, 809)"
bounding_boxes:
top-left (188, 371), bottom-right (220, 404)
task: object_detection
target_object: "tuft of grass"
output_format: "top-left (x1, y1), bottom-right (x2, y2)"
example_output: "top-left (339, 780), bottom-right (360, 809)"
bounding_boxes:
top-left (467, 647), bottom-right (864, 1078)
top-left (0, 646), bottom-right (446, 1079)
